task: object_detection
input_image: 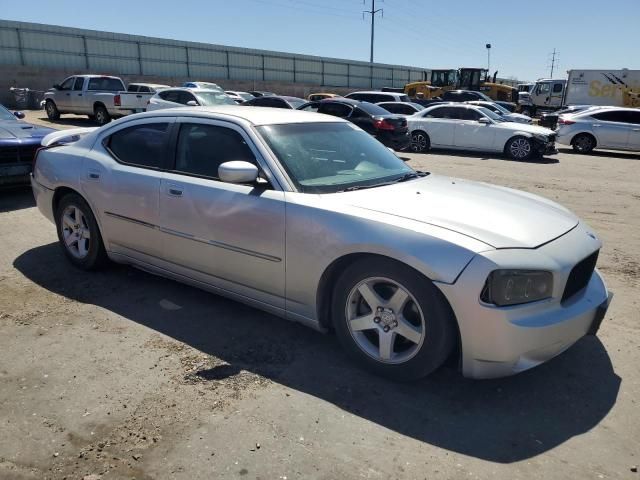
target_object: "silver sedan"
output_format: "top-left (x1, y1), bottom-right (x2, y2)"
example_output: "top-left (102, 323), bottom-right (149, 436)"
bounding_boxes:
top-left (31, 106), bottom-right (611, 380)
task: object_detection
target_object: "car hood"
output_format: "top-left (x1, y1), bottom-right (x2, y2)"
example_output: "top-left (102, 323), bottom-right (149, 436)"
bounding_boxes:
top-left (505, 113), bottom-right (531, 123)
top-left (0, 121), bottom-right (55, 140)
top-left (336, 175), bottom-right (578, 249)
top-left (494, 121), bottom-right (554, 136)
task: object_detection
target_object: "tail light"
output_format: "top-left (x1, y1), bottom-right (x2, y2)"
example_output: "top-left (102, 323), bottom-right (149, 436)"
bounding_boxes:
top-left (374, 119), bottom-right (396, 131)
top-left (558, 118), bottom-right (575, 125)
top-left (114, 94), bottom-right (121, 106)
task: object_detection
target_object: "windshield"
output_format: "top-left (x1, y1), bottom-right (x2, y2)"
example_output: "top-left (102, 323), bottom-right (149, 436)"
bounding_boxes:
top-left (0, 104), bottom-right (16, 121)
top-left (238, 93), bottom-right (254, 101)
top-left (195, 92), bottom-right (237, 106)
top-left (477, 107), bottom-right (506, 122)
top-left (490, 103), bottom-right (510, 114)
top-left (257, 122), bottom-right (415, 193)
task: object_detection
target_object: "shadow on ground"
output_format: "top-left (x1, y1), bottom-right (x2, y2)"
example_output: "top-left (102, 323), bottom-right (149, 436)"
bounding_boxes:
top-left (0, 186), bottom-right (35, 212)
top-left (14, 243), bottom-right (620, 464)
top-left (557, 147), bottom-right (640, 160)
top-left (421, 149), bottom-right (560, 164)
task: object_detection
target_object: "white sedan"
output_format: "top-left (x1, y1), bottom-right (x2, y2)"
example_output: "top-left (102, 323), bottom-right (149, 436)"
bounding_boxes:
top-left (556, 107), bottom-right (640, 154)
top-left (409, 104), bottom-right (557, 160)
top-left (147, 88), bottom-right (236, 111)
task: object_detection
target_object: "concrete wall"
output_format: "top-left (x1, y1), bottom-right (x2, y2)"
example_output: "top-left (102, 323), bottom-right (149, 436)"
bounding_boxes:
top-left (0, 64), bottom-right (360, 109)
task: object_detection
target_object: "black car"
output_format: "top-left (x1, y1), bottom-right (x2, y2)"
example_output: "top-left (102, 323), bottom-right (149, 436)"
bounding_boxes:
top-left (538, 105), bottom-right (594, 129)
top-left (441, 90), bottom-right (493, 102)
top-left (298, 98), bottom-right (411, 151)
top-left (243, 95), bottom-right (306, 109)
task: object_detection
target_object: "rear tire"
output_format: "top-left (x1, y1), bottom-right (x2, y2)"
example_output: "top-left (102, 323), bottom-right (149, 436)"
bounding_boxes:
top-left (94, 105), bottom-right (111, 126)
top-left (332, 257), bottom-right (456, 381)
top-left (410, 130), bottom-right (431, 153)
top-left (571, 133), bottom-right (596, 154)
top-left (45, 100), bottom-right (60, 120)
top-left (505, 136), bottom-right (534, 161)
top-left (55, 193), bottom-right (108, 270)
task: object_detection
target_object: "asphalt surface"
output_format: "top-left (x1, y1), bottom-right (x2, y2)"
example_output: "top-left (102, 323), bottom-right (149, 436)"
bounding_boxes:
top-left (0, 111), bottom-right (638, 479)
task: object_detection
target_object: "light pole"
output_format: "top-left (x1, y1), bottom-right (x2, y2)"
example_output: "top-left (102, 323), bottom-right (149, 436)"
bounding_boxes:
top-left (486, 43), bottom-right (491, 73)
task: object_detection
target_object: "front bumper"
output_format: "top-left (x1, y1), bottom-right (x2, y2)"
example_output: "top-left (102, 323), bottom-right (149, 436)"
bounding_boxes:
top-left (0, 163), bottom-right (31, 186)
top-left (437, 223), bottom-right (611, 379)
top-left (532, 136), bottom-right (558, 156)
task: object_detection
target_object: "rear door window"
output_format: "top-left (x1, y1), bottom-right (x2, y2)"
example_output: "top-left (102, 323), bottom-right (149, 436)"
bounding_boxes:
top-left (592, 111), bottom-right (630, 123)
top-left (106, 123), bottom-right (171, 169)
top-left (127, 85), bottom-right (139, 92)
top-left (318, 103), bottom-right (353, 118)
top-left (159, 90), bottom-right (180, 103)
top-left (177, 91), bottom-right (198, 105)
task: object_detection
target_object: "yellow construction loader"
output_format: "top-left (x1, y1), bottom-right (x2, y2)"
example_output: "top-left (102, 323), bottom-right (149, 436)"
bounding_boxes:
top-left (405, 68), bottom-right (518, 103)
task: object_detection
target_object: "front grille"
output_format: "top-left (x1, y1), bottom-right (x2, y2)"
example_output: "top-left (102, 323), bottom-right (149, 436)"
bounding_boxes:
top-left (562, 250), bottom-right (599, 303)
top-left (0, 145), bottom-right (38, 165)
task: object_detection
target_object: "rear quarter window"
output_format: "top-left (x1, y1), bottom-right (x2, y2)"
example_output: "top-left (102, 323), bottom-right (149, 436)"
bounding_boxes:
top-left (105, 123), bottom-right (171, 169)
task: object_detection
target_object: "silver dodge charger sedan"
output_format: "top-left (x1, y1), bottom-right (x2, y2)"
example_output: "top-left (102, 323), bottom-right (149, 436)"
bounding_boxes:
top-left (31, 106), bottom-right (612, 380)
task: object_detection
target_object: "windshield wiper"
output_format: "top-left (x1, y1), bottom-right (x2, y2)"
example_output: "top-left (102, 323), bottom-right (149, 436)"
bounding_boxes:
top-left (339, 171), bottom-right (429, 192)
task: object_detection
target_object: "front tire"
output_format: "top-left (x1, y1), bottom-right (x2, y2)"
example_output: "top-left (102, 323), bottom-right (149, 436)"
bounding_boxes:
top-left (571, 133), bottom-right (596, 154)
top-left (505, 136), bottom-right (534, 161)
top-left (55, 193), bottom-right (108, 270)
top-left (410, 130), bottom-right (431, 153)
top-left (332, 257), bottom-right (456, 381)
top-left (45, 100), bottom-right (60, 120)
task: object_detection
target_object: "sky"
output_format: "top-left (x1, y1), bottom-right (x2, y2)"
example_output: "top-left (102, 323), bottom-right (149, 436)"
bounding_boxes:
top-left (1, 0), bottom-right (638, 82)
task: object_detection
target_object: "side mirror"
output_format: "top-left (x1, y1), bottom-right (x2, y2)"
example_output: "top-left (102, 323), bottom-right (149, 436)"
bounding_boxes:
top-left (186, 100), bottom-right (198, 106)
top-left (218, 161), bottom-right (259, 184)
top-left (478, 117), bottom-right (491, 125)
top-left (13, 111), bottom-right (25, 119)
top-left (53, 84), bottom-right (61, 90)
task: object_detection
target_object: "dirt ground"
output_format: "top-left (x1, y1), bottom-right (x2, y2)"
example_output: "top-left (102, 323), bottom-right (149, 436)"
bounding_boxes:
top-left (1, 111), bottom-right (638, 480)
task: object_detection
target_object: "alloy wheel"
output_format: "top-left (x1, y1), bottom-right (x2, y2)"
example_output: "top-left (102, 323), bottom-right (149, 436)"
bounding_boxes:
top-left (345, 277), bottom-right (426, 364)
top-left (411, 133), bottom-right (428, 152)
top-left (510, 138), bottom-right (531, 159)
top-left (60, 205), bottom-right (91, 259)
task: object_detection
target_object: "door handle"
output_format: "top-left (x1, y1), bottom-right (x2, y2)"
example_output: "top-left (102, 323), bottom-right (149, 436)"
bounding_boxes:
top-left (167, 184), bottom-right (184, 196)
top-left (633, 128), bottom-right (640, 132)
top-left (593, 124), bottom-right (601, 127)
top-left (65, 93), bottom-right (70, 96)
top-left (78, 93), bottom-right (82, 96)
top-left (136, 95), bottom-right (142, 98)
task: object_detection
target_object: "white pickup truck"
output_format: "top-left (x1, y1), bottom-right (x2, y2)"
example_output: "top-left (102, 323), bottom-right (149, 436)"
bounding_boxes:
top-left (44, 75), bottom-right (162, 125)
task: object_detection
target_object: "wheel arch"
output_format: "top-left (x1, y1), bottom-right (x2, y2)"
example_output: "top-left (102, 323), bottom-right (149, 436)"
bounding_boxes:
top-left (52, 186), bottom-right (107, 248)
top-left (316, 252), bottom-right (462, 365)
top-left (571, 131), bottom-right (597, 148)
top-left (93, 101), bottom-right (107, 112)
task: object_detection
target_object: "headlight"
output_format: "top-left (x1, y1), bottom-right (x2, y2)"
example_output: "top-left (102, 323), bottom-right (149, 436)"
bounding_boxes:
top-left (534, 134), bottom-right (550, 142)
top-left (480, 270), bottom-right (553, 306)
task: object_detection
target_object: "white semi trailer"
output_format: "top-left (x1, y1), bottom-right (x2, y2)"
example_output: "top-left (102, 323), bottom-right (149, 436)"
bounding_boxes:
top-left (519, 69), bottom-right (640, 116)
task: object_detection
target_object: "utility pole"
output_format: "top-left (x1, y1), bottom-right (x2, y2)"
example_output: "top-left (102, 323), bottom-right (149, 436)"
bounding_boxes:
top-left (549, 48), bottom-right (558, 78)
top-left (486, 43), bottom-right (492, 73)
top-left (364, 0), bottom-right (383, 63)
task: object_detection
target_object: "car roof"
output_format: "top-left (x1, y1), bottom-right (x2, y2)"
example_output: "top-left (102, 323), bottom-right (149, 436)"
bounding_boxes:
top-left (137, 105), bottom-right (345, 126)
top-left (315, 97), bottom-right (360, 105)
top-left (160, 87), bottom-right (223, 93)
top-left (347, 90), bottom-right (401, 95)
top-left (572, 106), bottom-right (638, 116)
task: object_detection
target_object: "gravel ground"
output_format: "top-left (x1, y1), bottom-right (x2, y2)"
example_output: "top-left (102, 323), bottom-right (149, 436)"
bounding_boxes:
top-left (0, 111), bottom-right (638, 480)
